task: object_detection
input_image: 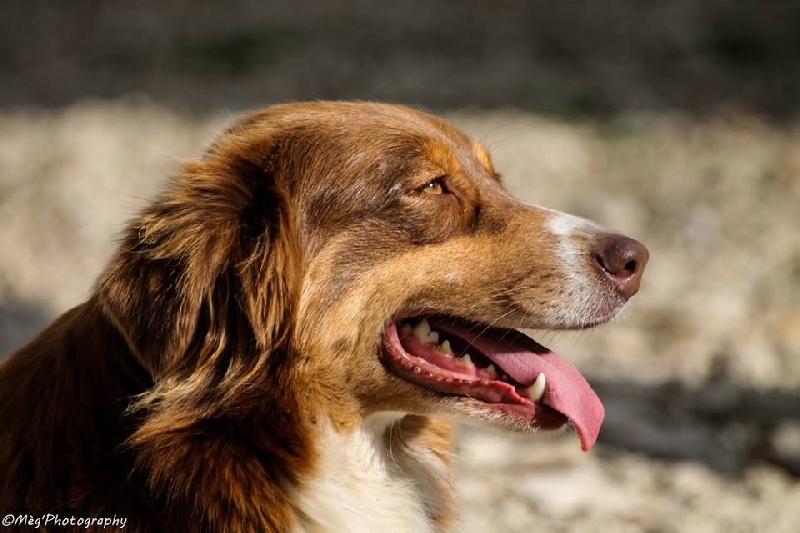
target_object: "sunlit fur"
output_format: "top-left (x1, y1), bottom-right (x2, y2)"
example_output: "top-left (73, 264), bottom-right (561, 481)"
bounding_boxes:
top-left (0, 102), bottom-right (641, 531)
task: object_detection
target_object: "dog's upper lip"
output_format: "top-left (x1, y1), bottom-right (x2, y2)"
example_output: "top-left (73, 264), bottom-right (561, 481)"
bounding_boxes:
top-left (380, 312), bottom-right (606, 451)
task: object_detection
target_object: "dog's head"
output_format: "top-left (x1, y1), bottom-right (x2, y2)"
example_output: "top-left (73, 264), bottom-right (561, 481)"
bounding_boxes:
top-left (99, 102), bottom-right (647, 450)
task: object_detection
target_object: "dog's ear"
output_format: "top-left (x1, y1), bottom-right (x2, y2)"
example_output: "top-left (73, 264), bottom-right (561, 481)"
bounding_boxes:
top-left (98, 133), bottom-right (301, 381)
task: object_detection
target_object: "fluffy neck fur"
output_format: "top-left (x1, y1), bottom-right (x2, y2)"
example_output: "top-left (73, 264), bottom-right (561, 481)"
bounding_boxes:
top-left (294, 414), bottom-right (454, 533)
top-left (0, 297), bottom-right (455, 531)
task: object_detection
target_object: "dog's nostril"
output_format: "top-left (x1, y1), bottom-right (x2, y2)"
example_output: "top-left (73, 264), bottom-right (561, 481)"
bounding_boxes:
top-left (594, 235), bottom-right (649, 299)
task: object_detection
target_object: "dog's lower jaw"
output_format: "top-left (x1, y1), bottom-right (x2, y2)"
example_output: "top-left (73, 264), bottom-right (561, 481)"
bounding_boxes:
top-left (293, 413), bottom-right (455, 533)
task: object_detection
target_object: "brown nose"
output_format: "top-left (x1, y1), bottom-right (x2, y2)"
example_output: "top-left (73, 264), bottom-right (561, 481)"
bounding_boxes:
top-left (593, 234), bottom-right (649, 299)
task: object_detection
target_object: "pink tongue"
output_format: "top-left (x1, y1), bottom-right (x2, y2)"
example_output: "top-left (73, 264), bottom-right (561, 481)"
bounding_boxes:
top-left (436, 324), bottom-right (605, 451)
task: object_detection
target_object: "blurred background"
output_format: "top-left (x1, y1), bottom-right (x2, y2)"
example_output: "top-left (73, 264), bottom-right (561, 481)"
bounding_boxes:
top-left (1, 1), bottom-right (799, 531)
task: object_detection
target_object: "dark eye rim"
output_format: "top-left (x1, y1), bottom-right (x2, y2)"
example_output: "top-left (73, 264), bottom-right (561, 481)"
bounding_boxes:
top-left (415, 175), bottom-right (451, 195)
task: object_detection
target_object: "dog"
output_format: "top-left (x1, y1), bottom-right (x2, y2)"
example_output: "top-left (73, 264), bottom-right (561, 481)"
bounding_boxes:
top-left (0, 102), bottom-right (647, 532)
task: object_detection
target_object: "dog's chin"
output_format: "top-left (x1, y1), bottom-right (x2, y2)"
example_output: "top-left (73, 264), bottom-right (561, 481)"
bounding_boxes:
top-left (434, 396), bottom-right (569, 435)
top-left (378, 311), bottom-right (607, 451)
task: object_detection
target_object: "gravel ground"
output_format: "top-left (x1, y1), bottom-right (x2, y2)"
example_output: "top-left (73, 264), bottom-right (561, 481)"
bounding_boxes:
top-left (1, 102), bottom-right (798, 531)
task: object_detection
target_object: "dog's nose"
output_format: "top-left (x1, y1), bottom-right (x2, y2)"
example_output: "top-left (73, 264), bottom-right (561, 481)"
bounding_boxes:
top-left (593, 234), bottom-right (649, 299)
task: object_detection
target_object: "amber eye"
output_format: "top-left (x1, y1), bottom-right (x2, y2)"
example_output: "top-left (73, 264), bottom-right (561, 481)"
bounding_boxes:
top-left (421, 178), bottom-right (444, 195)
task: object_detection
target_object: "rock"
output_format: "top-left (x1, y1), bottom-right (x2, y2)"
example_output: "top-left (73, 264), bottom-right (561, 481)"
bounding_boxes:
top-left (770, 421), bottom-right (800, 476)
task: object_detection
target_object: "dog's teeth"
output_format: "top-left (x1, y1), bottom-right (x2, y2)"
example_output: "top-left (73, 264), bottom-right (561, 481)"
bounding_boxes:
top-left (427, 330), bottom-right (440, 345)
top-left (527, 373), bottom-right (546, 402)
top-left (436, 339), bottom-right (453, 355)
top-left (458, 353), bottom-right (474, 367)
top-left (484, 364), bottom-right (498, 378)
top-left (413, 319), bottom-right (431, 342)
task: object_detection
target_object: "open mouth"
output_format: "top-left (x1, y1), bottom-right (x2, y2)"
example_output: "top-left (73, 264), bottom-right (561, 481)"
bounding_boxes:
top-left (381, 313), bottom-right (605, 451)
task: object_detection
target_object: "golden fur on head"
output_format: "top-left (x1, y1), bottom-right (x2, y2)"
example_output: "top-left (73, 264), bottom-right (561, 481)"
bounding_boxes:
top-left (0, 102), bottom-right (647, 531)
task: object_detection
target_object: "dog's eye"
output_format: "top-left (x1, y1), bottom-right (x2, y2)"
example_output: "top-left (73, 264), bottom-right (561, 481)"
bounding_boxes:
top-left (420, 178), bottom-right (445, 195)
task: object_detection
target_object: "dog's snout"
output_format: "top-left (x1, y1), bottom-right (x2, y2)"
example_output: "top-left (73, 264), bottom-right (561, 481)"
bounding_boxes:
top-left (593, 234), bottom-right (649, 299)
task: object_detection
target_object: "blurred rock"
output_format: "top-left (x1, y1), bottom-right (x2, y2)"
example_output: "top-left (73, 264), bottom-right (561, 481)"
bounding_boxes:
top-left (770, 421), bottom-right (800, 477)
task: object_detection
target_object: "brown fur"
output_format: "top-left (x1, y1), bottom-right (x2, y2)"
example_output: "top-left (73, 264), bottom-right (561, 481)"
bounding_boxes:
top-left (0, 102), bottom-right (644, 531)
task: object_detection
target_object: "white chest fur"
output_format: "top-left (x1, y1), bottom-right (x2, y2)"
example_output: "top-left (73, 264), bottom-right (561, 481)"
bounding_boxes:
top-left (293, 414), bottom-right (446, 533)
